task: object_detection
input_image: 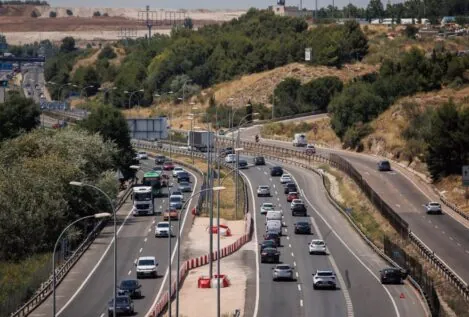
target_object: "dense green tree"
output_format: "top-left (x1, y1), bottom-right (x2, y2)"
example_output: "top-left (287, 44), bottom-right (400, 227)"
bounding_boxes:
top-left (272, 78), bottom-right (302, 117)
top-left (297, 76), bottom-right (343, 112)
top-left (98, 45), bottom-right (116, 60)
top-left (60, 36), bottom-right (76, 53)
top-left (184, 17), bottom-right (193, 29)
top-left (0, 94), bottom-right (40, 141)
top-left (49, 11), bottom-right (56, 18)
top-left (366, 0), bottom-right (385, 21)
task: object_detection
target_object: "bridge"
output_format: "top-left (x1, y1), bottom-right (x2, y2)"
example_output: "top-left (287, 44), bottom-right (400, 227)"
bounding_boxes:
top-left (0, 56), bottom-right (45, 63)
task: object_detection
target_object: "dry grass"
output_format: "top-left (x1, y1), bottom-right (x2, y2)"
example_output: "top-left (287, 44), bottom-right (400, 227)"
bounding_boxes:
top-left (71, 48), bottom-right (100, 75)
top-left (434, 175), bottom-right (469, 214)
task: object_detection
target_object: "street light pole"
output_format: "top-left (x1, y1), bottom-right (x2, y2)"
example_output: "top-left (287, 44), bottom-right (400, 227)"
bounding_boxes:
top-left (167, 184), bottom-right (173, 317)
top-left (52, 213), bottom-right (111, 317)
top-left (208, 121), bottom-right (214, 279)
top-left (69, 182), bottom-right (117, 317)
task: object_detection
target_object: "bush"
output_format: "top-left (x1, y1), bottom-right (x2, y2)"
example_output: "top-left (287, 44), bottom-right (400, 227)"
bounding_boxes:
top-left (98, 45), bottom-right (117, 60)
top-left (93, 11), bottom-right (101, 17)
top-left (30, 10), bottom-right (39, 17)
top-left (49, 11), bottom-right (56, 18)
top-left (66, 9), bottom-right (73, 16)
top-left (404, 25), bottom-right (418, 39)
top-left (342, 122), bottom-right (373, 150)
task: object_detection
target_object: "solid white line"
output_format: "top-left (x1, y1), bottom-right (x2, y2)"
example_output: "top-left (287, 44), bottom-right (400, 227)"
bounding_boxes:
top-left (297, 284), bottom-right (301, 291)
top-left (273, 184), bottom-right (276, 188)
top-left (147, 170), bottom-right (199, 317)
top-left (239, 170), bottom-right (260, 317)
top-left (285, 228), bottom-right (288, 233)
top-left (300, 299), bottom-right (303, 307)
top-left (57, 195), bottom-right (136, 315)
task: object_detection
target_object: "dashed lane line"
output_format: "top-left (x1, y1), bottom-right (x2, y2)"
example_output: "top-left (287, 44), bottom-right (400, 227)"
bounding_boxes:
top-left (300, 300), bottom-right (303, 307)
top-left (297, 284), bottom-right (301, 291)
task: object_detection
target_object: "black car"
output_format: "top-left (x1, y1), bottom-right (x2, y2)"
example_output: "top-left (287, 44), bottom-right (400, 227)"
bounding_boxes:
top-left (177, 171), bottom-right (190, 183)
top-left (270, 166), bottom-right (283, 176)
top-left (253, 156), bottom-right (265, 165)
top-left (264, 231), bottom-right (280, 246)
top-left (219, 147), bottom-right (234, 156)
top-left (261, 247), bottom-right (280, 263)
top-left (291, 204), bottom-right (307, 216)
top-left (284, 182), bottom-right (297, 194)
top-left (155, 155), bottom-right (166, 164)
top-left (294, 222), bottom-right (311, 234)
top-left (118, 279), bottom-right (142, 298)
top-left (377, 160), bottom-right (391, 171)
top-left (108, 295), bottom-right (134, 317)
top-left (152, 166), bottom-right (163, 172)
top-left (238, 159), bottom-right (248, 169)
top-left (380, 267), bottom-right (408, 284)
top-left (259, 240), bottom-right (278, 251)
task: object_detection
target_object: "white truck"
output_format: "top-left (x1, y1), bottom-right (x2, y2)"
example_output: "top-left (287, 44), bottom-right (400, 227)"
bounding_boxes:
top-left (292, 133), bottom-right (307, 147)
top-left (187, 130), bottom-right (215, 152)
top-left (132, 186), bottom-right (154, 216)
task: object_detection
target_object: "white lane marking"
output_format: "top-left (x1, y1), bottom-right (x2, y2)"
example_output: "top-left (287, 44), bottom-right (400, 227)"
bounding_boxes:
top-left (278, 204), bottom-right (282, 208)
top-left (100, 314), bottom-right (105, 317)
top-left (273, 184), bottom-right (276, 188)
top-left (239, 171), bottom-right (260, 317)
top-left (269, 178), bottom-right (272, 182)
top-left (139, 248), bottom-right (143, 253)
top-left (457, 243), bottom-right (461, 247)
top-left (147, 169), bottom-right (199, 316)
top-left (287, 236), bottom-right (290, 240)
top-left (300, 299), bottom-right (303, 307)
top-left (57, 188), bottom-right (137, 316)
top-left (275, 191), bottom-right (278, 195)
top-left (162, 200), bottom-right (165, 203)
top-left (466, 250), bottom-right (469, 254)
top-left (291, 252), bottom-right (294, 257)
top-left (289, 244), bottom-right (292, 248)
top-left (277, 197), bottom-right (280, 201)
top-left (442, 231), bottom-right (446, 235)
top-left (449, 236), bottom-right (454, 241)
top-left (152, 220), bottom-right (156, 224)
top-left (285, 228), bottom-right (288, 233)
top-left (128, 270), bottom-right (132, 275)
top-left (297, 284), bottom-right (301, 291)
top-left (264, 171), bottom-right (268, 175)
top-left (144, 237), bottom-right (148, 243)
top-left (293, 261), bottom-right (297, 267)
top-left (296, 272), bottom-right (299, 278)
top-left (395, 204), bottom-right (400, 208)
top-left (148, 228), bottom-right (152, 233)
top-left (435, 225), bottom-right (438, 229)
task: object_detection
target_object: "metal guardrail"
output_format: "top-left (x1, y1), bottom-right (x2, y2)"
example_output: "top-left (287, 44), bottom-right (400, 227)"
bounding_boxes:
top-left (10, 184), bottom-right (133, 317)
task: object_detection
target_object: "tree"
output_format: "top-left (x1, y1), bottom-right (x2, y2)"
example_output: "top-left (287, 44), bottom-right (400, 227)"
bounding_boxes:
top-left (404, 25), bottom-right (418, 39)
top-left (0, 94), bottom-right (40, 141)
top-left (297, 76), bottom-right (343, 112)
top-left (78, 105), bottom-right (135, 178)
top-left (31, 10), bottom-right (39, 17)
top-left (184, 17), bottom-right (193, 30)
top-left (60, 36), bottom-right (76, 53)
top-left (49, 11), bottom-right (57, 18)
top-left (367, 0), bottom-right (385, 21)
top-left (93, 11), bottom-right (101, 17)
top-left (66, 9), bottom-right (73, 16)
top-left (98, 45), bottom-right (117, 60)
top-left (272, 78), bottom-right (302, 117)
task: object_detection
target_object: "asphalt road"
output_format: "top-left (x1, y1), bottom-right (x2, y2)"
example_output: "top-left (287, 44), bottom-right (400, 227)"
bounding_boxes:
top-left (59, 158), bottom-right (201, 317)
top-left (239, 155), bottom-right (427, 317)
top-left (240, 123), bottom-right (469, 284)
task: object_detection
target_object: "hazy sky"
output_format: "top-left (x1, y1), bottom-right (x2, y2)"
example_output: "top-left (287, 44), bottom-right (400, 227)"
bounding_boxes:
top-left (48, 0), bottom-right (370, 10)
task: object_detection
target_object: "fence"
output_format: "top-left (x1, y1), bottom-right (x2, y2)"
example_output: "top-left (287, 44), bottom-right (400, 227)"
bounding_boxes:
top-left (10, 183), bottom-right (133, 317)
top-left (132, 140), bottom-right (251, 317)
top-left (214, 138), bottom-right (469, 315)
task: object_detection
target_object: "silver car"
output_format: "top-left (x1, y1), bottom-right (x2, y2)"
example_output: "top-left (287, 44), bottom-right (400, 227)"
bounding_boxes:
top-left (272, 264), bottom-right (294, 281)
top-left (313, 270), bottom-right (336, 289)
top-left (257, 185), bottom-right (271, 197)
top-left (309, 239), bottom-right (327, 255)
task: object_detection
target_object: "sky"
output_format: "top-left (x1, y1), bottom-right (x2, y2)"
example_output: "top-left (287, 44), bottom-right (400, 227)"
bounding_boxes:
top-left (49, 0), bottom-right (370, 10)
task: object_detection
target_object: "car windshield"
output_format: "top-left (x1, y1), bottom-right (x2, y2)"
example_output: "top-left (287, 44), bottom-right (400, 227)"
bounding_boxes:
top-left (158, 223), bottom-right (169, 228)
top-left (170, 197), bottom-right (181, 202)
top-left (297, 222), bottom-right (309, 227)
top-left (277, 265), bottom-right (291, 270)
top-left (282, 174), bottom-right (291, 178)
top-left (172, 191), bottom-right (182, 196)
top-left (139, 151), bottom-right (146, 155)
top-left (138, 259), bottom-right (155, 266)
top-left (313, 240), bottom-right (325, 246)
top-left (115, 297), bottom-right (129, 304)
top-left (259, 186), bottom-right (269, 190)
top-left (165, 161), bottom-right (173, 165)
top-left (263, 203), bottom-right (273, 208)
top-left (134, 192), bottom-right (152, 201)
top-left (175, 167), bottom-right (183, 171)
top-left (120, 280), bottom-right (138, 288)
top-left (429, 203), bottom-right (440, 206)
top-left (289, 192), bottom-right (298, 196)
top-left (157, 156), bottom-right (165, 159)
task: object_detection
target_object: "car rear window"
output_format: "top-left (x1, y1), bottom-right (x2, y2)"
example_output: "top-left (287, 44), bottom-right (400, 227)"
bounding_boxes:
top-left (277, 265), bottom-right (291, 270)
top-left (158, 223), bottom-right (169, 228)
top-left (138, 259), bottom-right (155, 266)
top-left (317, 272), bottom-right (334, 277)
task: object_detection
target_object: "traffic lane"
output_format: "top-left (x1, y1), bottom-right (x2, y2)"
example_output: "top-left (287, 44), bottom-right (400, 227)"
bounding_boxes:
top-left (267, 171), bottom-right (349, 317)
top-left (284, 163), bottom-right (427, 317)
top-left (342, 154), bottom-right (469, 282)
top-left (241, 167), bottom-right (303, 317)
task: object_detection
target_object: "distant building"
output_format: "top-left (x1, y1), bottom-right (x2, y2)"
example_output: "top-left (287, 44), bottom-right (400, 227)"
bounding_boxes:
top-left (269, 0), bottom-right (313, 18)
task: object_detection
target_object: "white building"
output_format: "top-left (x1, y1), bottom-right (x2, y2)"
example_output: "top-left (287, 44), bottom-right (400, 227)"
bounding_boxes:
top-left (269, 0), bottom-right (312, 18)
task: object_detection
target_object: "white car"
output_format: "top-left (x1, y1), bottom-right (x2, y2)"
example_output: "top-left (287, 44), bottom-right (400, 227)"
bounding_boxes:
top-left (309, 239), bottom-right (327, 255)
top-left (137, 151), bottom-right (148, 160)
top-left (313, 270), bottom-right (336, 289)
top-left (172, 166), bottom-right (184, 177)
top-left (155, 222), bottom-right (174, 237)
top-left (280, 174), bottom-right (292, 184)
top-left (260, 202), bottom-right (275, 215)
top-left (257, 185), bottom-right (271, 197)
top-left (170, 190), bottom-right (184, 201)
top-left (290, 199), bottom-right (304, 208)
top-left (306, 144), bottom-right (316, 153)
top-left (425, 202), bottom-right (442, 214)
top-left (135, 256), bottom-right (158, 278)
top-left (225, 154), bottom-right (236, 163)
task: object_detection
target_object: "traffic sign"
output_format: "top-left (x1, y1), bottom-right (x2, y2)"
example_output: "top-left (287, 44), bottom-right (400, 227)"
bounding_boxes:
top-left (306, 148), bottom-right (315, 156)
top-left (0, 43), bottom-right (7, 50)
top-left (463, 165), bottom-right (469, 186)
top-left (0, 63), bottom-right (13, 71)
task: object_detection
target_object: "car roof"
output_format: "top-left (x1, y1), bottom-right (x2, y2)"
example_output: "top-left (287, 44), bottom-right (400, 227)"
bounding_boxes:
top-left (158, 221), bottom-right (170, 225)
top-left (316, 269), bottom-right (334, 274)
top-left (289, 192), bottom-right (298, 195)
top-left (276, 264), bottom-right (292, 269)
top-left (138, 256), bottom-right (156, 261)
top-left (312, 239), bottom-right (325, 243)
top-left (281, 173), bottom-right (291, 176)
top-left (263, 247), bottom-right (277, 251)
top-left (428, 202), bottom-right (440, 205)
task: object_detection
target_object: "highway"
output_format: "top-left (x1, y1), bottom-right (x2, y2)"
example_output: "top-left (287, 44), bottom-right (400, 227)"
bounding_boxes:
top-left (31, 157), bottom-right (201, 317)
top-left (239, 155), bottom-right (427, 317)
top-left (240, 122), bottom-right (469, 284)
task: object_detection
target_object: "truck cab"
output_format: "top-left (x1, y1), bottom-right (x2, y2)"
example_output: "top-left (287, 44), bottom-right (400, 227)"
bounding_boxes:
top-left (292, 133), bottom-right (307, 147)
top-left (132, 186), bottom-right (154, 216)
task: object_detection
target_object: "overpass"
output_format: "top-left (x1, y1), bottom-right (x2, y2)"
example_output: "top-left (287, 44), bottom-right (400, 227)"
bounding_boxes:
top-left (0, 56), bottom-right (45, 63)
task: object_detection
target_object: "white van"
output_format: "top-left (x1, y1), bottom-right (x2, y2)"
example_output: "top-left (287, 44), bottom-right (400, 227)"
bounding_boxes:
top-left (266, 211), bottom-right (283, 222)
top-left (266, 220), bottom-right (282, 236)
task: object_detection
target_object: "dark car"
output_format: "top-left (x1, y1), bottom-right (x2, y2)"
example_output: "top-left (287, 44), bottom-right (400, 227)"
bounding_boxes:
top-left (294, 222), bottom-right (311, 234)
top-left (253, 156), bottom-right (265, 165)
top-left (380, 267), bottom-right (408, 284)
top-left (264, 231), bottom-right (280, 246)
top-left (270, 166), bottom-right (283, 176)
top-left (155, 155), bottom-right (166, 164)
top-left (261, 247), bottom-right (280, 263)
top-left (284, 182), bottom-right (297, 194)
top-left (163, 161), bottom-right (175, 170)
top-left (377, 160), bottom-right (391, 171)
top-left (219, 147), bottom-right (234, 156)
top-left (152, 166), bottom-right (163, 172)
top-left (178, 181), bottom-right (192, 192)
top-left (177, 171), bottom-right (190, 183)
top-left (108, 295), bottom-right (134, 317)
top-left (238, 159), bottom-right (248, 169)
top-left (118, 279), bottom-right (142, 298)
top-left (291, 203), bottom-right (307, 216)
top-left (259, 240), bottom-right (277, 252)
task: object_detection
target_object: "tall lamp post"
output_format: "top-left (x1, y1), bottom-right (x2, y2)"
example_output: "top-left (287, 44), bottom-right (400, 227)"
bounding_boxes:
top-left (156, 91), bottom-right (174, 157)
top-left (124, 89), bottom-right (144, 109)
top-left (57, 82), bottom-right (72, 102)
top-left (52, 212), bottom-right (111, 316)
top-left (174, 185), bottom-right (226, 317)
top-left (98, 86), bottom-right (117, 104)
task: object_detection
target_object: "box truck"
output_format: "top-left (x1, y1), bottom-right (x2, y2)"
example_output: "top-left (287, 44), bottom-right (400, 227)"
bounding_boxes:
top-left (188, 130), bottom-right (215, 152)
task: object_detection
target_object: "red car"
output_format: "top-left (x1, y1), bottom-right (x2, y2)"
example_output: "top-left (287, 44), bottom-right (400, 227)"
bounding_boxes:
top-left (287, 192), bottom-right (299, 202)
top-left (163, 161), bottom-right (175, 170)
top-left (163, 209), bottom-right (179, 221)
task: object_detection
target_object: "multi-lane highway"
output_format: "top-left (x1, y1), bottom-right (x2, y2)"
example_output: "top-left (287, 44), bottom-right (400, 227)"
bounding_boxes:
top-left (239, 155), bottom-right (427, 317)
top-left (240, 122), bottom-right (469, 285)
top-left (31, 157), bottom-right (201, 317)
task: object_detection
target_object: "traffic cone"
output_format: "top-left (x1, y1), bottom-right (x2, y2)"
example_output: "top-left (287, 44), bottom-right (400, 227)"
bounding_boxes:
top-left (399, 293), bottom-right (405, 299)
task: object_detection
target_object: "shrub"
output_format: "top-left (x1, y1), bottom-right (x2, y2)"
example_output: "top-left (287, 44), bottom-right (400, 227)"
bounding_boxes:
top-left (49, 11), bottom-right (56, 18)
top-left (66, 9), bottom-right (73, 16)
top-left (93, 11), bottom-right (101, 17)
top-left (98, 45), bottom-right (117, 60)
